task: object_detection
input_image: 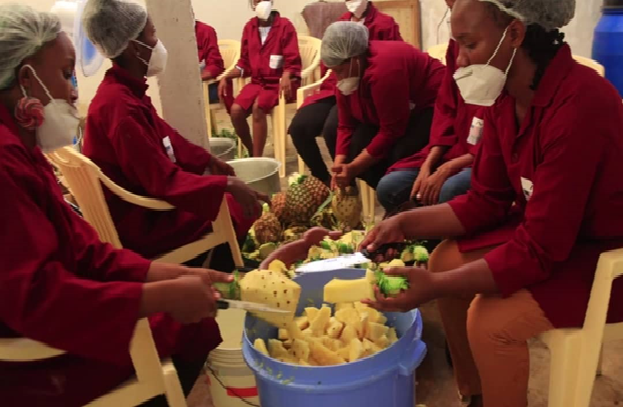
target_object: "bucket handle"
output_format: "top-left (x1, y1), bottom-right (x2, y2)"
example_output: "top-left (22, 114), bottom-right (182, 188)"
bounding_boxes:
top-left (398, 340), bottom-right (427, 376)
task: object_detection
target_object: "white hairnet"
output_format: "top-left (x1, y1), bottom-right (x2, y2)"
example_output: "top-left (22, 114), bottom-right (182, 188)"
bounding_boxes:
top-left (82, 0), bottom-right (148, 59)
top-left (0, 4), bottom-right (61, 90)
top-left (321, 21), bottom-right (370, 68)
top-left (481, 0), bottom-right (576, 31)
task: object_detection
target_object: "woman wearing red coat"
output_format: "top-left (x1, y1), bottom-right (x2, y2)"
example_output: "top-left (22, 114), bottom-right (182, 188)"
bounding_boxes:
top-left (82, 0), bottom-right (267, 270)
top-left (361, 0), bottom-right (623, 406)
top-left (289, 0), bottom-right (403, 184)
top-left (321, 22), bottom-right (445, 190)
top-left (196, 19), bottom-right (228, 104)
top-left (219, 0), bottom-right (302, 157)
top-left (0, 4), bottom-right (232, 406)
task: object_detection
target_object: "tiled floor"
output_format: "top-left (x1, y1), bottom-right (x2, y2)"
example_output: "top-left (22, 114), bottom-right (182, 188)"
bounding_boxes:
top-left (190, 106), bottom-right (623, 407)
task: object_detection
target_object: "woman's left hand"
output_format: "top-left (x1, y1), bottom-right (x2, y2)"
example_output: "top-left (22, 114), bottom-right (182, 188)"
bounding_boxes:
top-left (332, 163), bottom-right (356, 188)
top-left (419, 163), bottom-right (453, 206)
top-left (362, 266), bottom-right (440, 312)
top-left (210, 157), bottom-right (236, 176)
top-left (280, 74), bottom-right (293, 100)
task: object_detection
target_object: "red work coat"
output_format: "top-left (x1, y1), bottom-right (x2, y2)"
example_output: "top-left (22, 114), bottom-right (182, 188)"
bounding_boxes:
top-left (0, 105), bottom-right (221, 407)
top-left (301, 2), bottom-right (403, 109)
top-left (196, 21), bottom-right (224, 79)
top-left (448, 45), bottom-right (623, 328)
top-left (336, 41), bottom-right (445, 158)
top-left (389, 40), bottom-right (484, 172)
top-left (83, 65), bottom-right (255, 259)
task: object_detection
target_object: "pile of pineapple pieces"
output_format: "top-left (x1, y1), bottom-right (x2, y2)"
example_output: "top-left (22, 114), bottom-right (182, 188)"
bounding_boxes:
top-left (253, 301), bottom-right (398, 367)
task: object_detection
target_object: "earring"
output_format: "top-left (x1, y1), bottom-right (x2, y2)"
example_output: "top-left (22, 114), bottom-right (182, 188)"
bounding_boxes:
top-left (14, 87), bottom-right (44, 131)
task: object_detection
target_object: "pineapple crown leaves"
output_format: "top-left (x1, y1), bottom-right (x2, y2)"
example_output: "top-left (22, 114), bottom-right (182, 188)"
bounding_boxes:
top-left (262, 202), bottom-right (270, 213)
top-left (312, 191), bottom-right (334, 218)
top-left (287, 173), bottom-right (308, 187)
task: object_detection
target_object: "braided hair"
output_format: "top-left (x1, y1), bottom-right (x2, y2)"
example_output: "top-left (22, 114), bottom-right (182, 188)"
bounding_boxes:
top-left (485, 2), bottom-right (566, 90)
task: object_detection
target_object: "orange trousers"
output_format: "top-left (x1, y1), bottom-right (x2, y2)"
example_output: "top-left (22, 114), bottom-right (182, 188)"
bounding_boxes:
top-left (429, 240), bottom-right (554, 407)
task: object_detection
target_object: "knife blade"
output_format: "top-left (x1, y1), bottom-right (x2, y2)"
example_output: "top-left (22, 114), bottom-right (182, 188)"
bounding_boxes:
top-left (294, 243), bottom-right (407, 273)
top-left (217, 299), bottom-right (290, 314)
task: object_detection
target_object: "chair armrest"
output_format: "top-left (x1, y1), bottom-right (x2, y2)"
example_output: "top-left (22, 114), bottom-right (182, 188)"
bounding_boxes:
top-left (297, 69), bottom-right (332, 109)
top-left (97, 175), bottom-right (175, 212)
top-left (0, 338), bottom-right (65, 362)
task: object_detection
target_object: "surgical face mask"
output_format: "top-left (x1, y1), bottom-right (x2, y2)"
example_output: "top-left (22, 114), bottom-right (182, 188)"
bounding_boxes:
top-left (336, 59), bottom-right (360, 96)
top-left (134, 39), bottom-right (168, 77)
top-left (346, 0), bottom-right (368, 19)
top-left (255, 1), bottom-right (272, 21)
top-left (453, 27), bottom-right (517, 107)
top-left (22, 65), bottom-right (80, 153)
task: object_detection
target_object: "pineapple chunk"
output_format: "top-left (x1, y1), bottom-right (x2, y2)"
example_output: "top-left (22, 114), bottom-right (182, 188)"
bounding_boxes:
top-left (290, 339), bottom-right (310, 362)
top-left (268, 260), bottom-right (289, 276)
top-left (305, 307), bottom-right (319, 321)
top-left (324, 278), bottom-right (374, 304)
top-left (295, 316), bottom-right (310, 330)
top-left (387, 327), bottom-right (398, 344)
top-left (335, 302), bottom-right (354, 312)
top-left (362, 339), bottom-right (379, 357)
top-left (337, 346), bottom-right (351, 362)
top-left (335, 307), bottom-right (360, 326)
top-left (358, 314), bottom-right (369, 339)
top-left (240, 270), bottom-right (301, 327)
top-left (340, 324), bottom-right (358, 344)
top-left (349, 338), bottom-right (364, 362)
top-left (254, 338), bottom-right (269, 355)
top-left (268, 339), bottom-right (289, 359)
top-left (286, 321), bottom-right (304, 340)
top-left (310, 306), bottom-right (332, 337)
top-left (278, 329), bottom-right (289, 341)
top-left (326, 319), bottom-right (345, 339)
top-left (282, 339), bottom-right (292, 349)
top-left (365, 322), bottom-right (390, 342)
top-left (298, 359), bottom-right (311, 366)
top-left (377, 314), bottom-right (388, 325)
top-left (374, 335), bottom-right (391, 350)
top-left (309, 341), bottom-right (346, 366)
top-left (322, 337), bottom-right (342, 351)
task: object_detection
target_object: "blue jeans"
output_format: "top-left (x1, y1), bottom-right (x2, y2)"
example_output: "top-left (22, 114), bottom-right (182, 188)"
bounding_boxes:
top-left (376, 167), bottom-right (473, 211)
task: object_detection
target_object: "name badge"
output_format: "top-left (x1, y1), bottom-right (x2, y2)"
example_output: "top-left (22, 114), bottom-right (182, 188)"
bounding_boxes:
top-left (467, 117), bottom-right (484, 145)
top-left (521, 177), bottom-right (534, 201)
top-left (163, 136), bottom-right (177, 163)
top-left (269, 55), bottom-right (284, 69)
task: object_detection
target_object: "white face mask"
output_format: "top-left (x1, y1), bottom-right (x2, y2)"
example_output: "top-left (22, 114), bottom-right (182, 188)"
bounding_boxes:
top-left (337, 58), bottom-right (360, 96)
top-left (21, 66), bottom-right (80, 153)
top-left (134, 39), bottom-right (168, 77)
top-left (346, 0), bottom-right (368, 19)
top-left (453, 27), bottom-right (517, 107)
top-left (255, 1), bottom-right (272, 21)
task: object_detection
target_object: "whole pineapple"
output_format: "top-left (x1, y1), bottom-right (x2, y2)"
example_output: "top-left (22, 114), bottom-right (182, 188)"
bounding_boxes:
top-left (254, 212), bottom-right (282, 244)
top-left (271, 192), bottom-right (287, 223)
top-left (332, 186), bottom-right (363, 230)
top-left (285, 174), bottom-right (330, 226)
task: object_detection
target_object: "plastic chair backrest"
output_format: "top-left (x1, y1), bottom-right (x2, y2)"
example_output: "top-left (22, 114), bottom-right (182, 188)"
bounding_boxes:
top-left (427, 43), bottom-right (449, 66)
top-left (218, 39), bottom-right (241, 74)
top-left (47, 147), bottom-right (173, 249)
top-left (298, 35), bottom-right (322, 83)
top-left (573, 55), bottom-right (605, 77)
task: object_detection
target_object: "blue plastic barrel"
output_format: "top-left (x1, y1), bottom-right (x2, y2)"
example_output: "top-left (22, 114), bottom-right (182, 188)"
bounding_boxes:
top-left (593, 0), bottom-right (623, 96)
top-left (242, 269), bottom-right (427, 407)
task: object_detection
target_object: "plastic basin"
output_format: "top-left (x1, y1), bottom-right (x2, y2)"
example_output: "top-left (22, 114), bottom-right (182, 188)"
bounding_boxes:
top-left (242, 269), bottom-right (426, 407)
top-left (209, 138), bottom-right (236, 162)
top-left (227, 158), bottom-right (281, 196)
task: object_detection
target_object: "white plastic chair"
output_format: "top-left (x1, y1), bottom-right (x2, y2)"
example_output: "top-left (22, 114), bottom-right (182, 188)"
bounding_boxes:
top-left (573, 55), bottom-right (606, 77)
top-left (0, 319), bottom-right (187, 407)
top-left (427, 43), bottom-right (449, 65)
top-left (537, 248), bottom-right (623, 407)
top-left (47, 147), bottom-right (243, 266)
top-left (237, 35), bottom-right (322, 177)
top-left (204, 39), bottom-right (241, 139)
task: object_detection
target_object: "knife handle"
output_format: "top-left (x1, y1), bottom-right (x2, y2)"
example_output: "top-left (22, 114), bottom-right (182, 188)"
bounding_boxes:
top-left (217, 300), bottom-right (230, 310)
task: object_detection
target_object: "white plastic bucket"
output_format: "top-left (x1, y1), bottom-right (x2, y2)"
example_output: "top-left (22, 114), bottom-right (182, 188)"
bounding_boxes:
top-left (209, 138), bottom-right (237, 162)
top-left (207, 308), bottom-right (259, 407)
top-left (227, 158), bottom-right (281, 196)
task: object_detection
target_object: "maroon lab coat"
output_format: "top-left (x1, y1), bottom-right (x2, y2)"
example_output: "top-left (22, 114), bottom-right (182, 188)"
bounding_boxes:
top-left (83, 64), bottom-right (256, 259)
top-left (448, 45), bottom-right (623, 328)
top-left (336, 41), bottom-right (445, 159)
top-left (389, 40), bottom-right (484, 172)
top-left (196, 21), bottom-right (224, 78)
top-left (0, 105), bottom-right (221, 407)
top-left (300, 2), bottom-right (404, 109)
top-left (234, 12), bottom-right (302, 111)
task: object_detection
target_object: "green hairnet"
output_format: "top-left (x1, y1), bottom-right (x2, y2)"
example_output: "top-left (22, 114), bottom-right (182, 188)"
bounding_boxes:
top-left (480, 0), bottom-right (576, 31)
top-left (82, 0), bottom-right (148, 59)
top-left (0, 4), bottom-right (61, 90)
top-left (321, 22), bottom-right (370, 68)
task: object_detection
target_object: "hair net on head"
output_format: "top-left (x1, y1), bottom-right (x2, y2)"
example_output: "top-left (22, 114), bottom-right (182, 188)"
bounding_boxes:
top-left (321, 21), bottom-right (370, 68)
top-left (480, 0), bottom-right (576, 31)
top-left (0, 4), bottom-right (61, 90)
top-left (82, 0), bottom-right (148, 59)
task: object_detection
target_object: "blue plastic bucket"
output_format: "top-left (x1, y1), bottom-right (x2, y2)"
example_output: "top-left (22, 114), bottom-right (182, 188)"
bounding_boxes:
top-left (242, 269), bottom-right (427, 407)
top-left (593, 4), bottom-right (623, 96)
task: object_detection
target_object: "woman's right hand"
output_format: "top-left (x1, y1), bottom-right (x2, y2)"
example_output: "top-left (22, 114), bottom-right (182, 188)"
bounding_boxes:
top-left (358, 214), bottom-right (407, 255)
top-left (410, 166), bottom-right (431, 201)
top-left (167, 276), bottom-right (220, 324)
top-left (226, 176), bottom-right (269, 219)
top-left (218, 78), bottom-right (228, 103)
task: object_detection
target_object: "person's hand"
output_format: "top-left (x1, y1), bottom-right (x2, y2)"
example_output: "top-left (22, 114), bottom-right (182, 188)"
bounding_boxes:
top-left (362, 267), bottom-right (440, 312)
top-left (218, 78), bottom-right (229, 102)
top-left (410, 166), bottom-right (431, 201)
top-left (280, 74), bottom-right (292, 100)
top-left (167, 276), bottom-right (221, 324)
top-left (226, 176), bottom-right (270, 218)
top-left (210, 157), bottom-right (236, 176)
top-left (420, 163), bottom-right (454, 206)
top-left (147, 263), bottom-right (234, 285)
top-left (332, 163), bottom-right (356, 189)
top-left (358, 215), bottom-right (407, 257)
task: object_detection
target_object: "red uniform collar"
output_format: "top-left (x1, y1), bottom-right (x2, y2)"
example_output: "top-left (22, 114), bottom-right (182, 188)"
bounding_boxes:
top-left (531, 44), bottom-right (575, 107)
top-left (108, 63), bottom-right (149, 99)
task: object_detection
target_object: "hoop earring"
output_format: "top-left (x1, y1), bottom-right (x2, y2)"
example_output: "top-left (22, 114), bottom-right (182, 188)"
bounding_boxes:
top-left (14, 86), bottom-right (44, 131)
